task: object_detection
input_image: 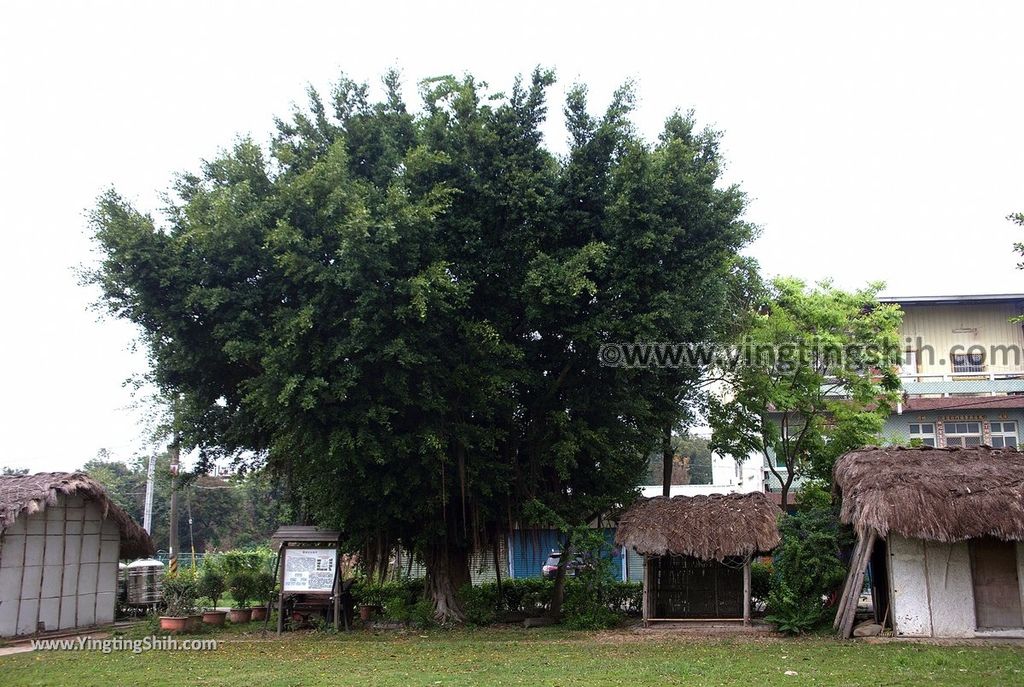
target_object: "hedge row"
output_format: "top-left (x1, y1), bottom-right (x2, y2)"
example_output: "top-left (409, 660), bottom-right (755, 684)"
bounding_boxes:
top-left (351, 578), bottom-right (643, 627)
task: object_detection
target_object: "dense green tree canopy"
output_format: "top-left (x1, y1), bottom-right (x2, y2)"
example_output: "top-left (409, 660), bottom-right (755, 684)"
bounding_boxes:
top-left (88, 69), bottom-right (754, 619)
top-left (82, 454), bottom-right (291, 553)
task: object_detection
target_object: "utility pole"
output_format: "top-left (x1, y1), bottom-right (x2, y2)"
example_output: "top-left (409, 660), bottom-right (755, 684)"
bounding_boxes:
top-left (186, 490), bottom-right (197, 570)
top-left (168, 437), bottom-right (180, 575)
top-left (142, 453), bottom-right (157, 534)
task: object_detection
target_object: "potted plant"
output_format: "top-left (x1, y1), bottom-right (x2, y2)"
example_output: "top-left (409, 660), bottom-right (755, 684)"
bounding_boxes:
top-left (227, 570), bottom-right (255, 623)
top-left (250, 570), bottom-right (277, 622)
top-left (198, 567), bottom-right (228, 626)
top-left (160, 571), bottom-right (198, 632)
top-left (357, 583), bottom-right (384, 622)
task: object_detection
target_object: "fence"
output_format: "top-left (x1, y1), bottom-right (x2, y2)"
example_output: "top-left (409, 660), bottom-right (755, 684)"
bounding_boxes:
top-left (152, 551), bottom-right (206, 570)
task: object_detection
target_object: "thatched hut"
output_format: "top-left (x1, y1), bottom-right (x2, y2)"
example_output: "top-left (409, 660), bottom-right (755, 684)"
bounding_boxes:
top-left (833, 446), bottom-right (1024, 638)
top-left (615, 492), bottom-right (781, 624)
top-left (0, 472), bottom-right (154, 637)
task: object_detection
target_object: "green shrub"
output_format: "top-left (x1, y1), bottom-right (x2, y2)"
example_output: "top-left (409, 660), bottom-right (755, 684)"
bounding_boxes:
top-left (402, 578), bottom-right (426, 602)
top-left (458, 577), bottom-right (642, 626)
top-left (227, 570), bottom-right (257, 609)
top-left (750, 560), bottom-right (772, 607)
top-left (197, 567), bottom-right (226, 610)
top-left (356, 572), bottom-right (641, 627)
top-left (309, 614), bottom-right (338, 634)
top-left (410, 599), bottom-right (436, 629)
top-left (354, 579), bottom-right (425, 608)
top-left (766, 578), bottom-right (827, 634)
top-left (556, 529), bottom-right (622, 630)
top-left (458, 583), bottom-right (499, 626)
top-left (161, 570), bottom-right (198, 617)
top-left (252, 570), bottom-right (277, 606)
top-left (382, 595), bottom-right (411, 623)
top-left (499, 578), bottom-right (554, 614)
top-left (605, 581), bottom-right (643, 616)
top-left (352, 582), bottom-right (384, 607)
top-left (380, 594), bottom-right (437, 628)
top-left (563, 582), bottom-right (619, 630)
top-left (216, 547), bottom-right (274, 575)
top-left (765, 480), bottom-right (851, 634)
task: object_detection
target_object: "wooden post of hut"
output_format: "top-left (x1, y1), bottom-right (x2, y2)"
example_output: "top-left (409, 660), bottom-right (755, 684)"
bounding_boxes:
top-left (615, 492), bottom-right (781, 626)
top-left (642, 554), bottom-right (652, 626)
top-left (742, 555), bottom-right (752, 626)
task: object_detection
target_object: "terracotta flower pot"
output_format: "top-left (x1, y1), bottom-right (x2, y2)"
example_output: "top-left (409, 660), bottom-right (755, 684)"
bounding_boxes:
top-left (202, 610), bottom-right (227, 626)
top-left (250, 607), bottom-right (268, 622)
top-left (160, 616), bottom-right (189, 632)
top-left (359, 605), bottom-right (376, 621)
top-left (228, 608), bottom-right (253, 624)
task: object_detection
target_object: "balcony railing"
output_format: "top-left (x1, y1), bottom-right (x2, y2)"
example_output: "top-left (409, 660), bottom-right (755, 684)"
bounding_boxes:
top-left (900, 371), bottom-right (1024, 397)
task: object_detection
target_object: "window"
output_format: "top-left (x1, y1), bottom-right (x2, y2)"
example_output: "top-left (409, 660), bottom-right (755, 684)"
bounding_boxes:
top-left (952, 352), bottom-right (984, 373)
top-left (908, 423), bottom-right (936, 447)
top-left (901, 349), bottom-right (919, 376)
top-left (990, 421), bottom-right (1018, 449)
top-left (944, 421), bottom-right (982, 447)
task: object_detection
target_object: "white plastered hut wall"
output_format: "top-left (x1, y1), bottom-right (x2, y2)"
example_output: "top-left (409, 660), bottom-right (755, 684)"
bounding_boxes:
top-left (0, 493), bottom-right (121, 636)
top-left (888, 534), bottom-right (1024, 638)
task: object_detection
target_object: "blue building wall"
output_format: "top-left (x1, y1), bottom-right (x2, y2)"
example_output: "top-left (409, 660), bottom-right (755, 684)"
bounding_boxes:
top-left (762, 408), bottom-right (1024, 495)
top-left (509, 528), bottom-right (625, 581)
top-left (881, 408), bottom-right (1024, 446)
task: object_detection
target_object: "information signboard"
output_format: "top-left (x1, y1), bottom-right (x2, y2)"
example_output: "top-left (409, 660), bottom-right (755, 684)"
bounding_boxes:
top-left (282, 548), bottom-right (337, 592)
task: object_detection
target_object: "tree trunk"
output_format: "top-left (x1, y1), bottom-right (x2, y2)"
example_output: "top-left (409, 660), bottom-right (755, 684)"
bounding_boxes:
top-left (662, 424), bottom-right (673, 497)
top-left (548, 532), bottom-right (573, 618)
top-left (423, 536), bottom-right (472, 623)
top-left (492, 543), bottom-right (504, 611)
top-left (780, 472), bottom-right (794, 510)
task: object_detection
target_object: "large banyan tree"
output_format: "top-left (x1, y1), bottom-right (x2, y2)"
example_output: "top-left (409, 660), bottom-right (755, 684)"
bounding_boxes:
top-left (88, 69), bottom-right (756, 621)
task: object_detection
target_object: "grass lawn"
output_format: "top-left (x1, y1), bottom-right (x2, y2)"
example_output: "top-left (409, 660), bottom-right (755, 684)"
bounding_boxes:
top-left (2, 625), bottom-right (1023, 687)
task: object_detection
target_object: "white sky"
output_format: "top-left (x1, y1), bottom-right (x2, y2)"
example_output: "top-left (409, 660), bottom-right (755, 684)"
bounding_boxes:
top-left (1, 1), bottom-right (1022, 472)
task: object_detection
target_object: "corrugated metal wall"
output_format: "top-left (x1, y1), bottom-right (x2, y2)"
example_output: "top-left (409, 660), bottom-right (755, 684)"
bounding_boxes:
top-left (509, 529), bottom-right (562, 579)
top-left (901, 303), bottom-right (1024, 375)
top-left (389, 530), bottom-right (630, 584)
top-left (0, 494), bottom-right (120, 637)
top-left (626, 548), bottom-right (644, 582)
top-left (391, 541), bottom-right (510, 584)
top-left (469, 542), bottom-right (509, 584)
top-left (509, 529), bottom-right (625, 580)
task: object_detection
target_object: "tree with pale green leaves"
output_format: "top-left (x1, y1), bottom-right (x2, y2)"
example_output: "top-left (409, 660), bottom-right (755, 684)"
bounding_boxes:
top-left (709, 279), bottom-right (902, 509)
top-left (1012, 211), bottom-right (1024, 269)
top-left (87, 68), bottom-right (754, 621)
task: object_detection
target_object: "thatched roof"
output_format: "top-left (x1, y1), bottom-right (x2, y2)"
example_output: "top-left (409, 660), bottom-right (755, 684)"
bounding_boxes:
top-left (834, 446), bottom-right (1024, 543)
top-left (0, 472), bottom-right (154, 558)
top-left (615, 492), bottom-right (782, 560)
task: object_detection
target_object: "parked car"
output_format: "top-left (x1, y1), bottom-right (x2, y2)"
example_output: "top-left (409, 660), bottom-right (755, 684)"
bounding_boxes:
top-left (541, 551), bottom-right (591, 579)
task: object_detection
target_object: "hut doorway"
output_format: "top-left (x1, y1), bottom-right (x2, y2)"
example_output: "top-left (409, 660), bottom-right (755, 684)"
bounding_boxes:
top-left (970, 538), bottom-right (1023, 630)
top-left (650, 555), bottom-right (745, 619)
